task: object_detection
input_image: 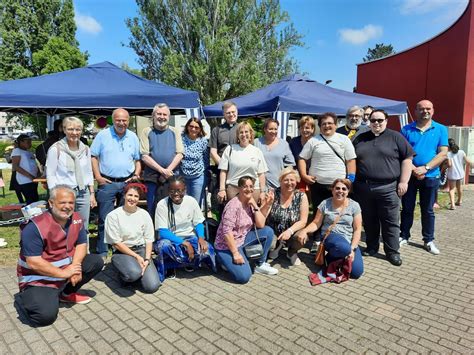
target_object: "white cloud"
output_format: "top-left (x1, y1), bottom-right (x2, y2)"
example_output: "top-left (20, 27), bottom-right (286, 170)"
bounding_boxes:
top-left (338, 25), bottom-right (383, 45)
top-left (399, 0), bottom-right (467, 15)
top-left (75, 11), bottom-right (102, 35)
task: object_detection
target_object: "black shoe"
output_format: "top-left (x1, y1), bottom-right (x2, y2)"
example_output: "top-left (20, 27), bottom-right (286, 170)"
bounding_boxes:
top-left (387, 254), bottom-right (402, 266)
top-left (362, 249), bottom-right (377, 257)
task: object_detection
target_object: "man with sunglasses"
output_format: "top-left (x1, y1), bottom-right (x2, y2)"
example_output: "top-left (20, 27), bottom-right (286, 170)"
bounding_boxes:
top-left (352, 110), bottom-right (414, 266)
top-left (399, 100), bottom-right (448, 255)
top-left (139, 103), bottom-right (184, 216)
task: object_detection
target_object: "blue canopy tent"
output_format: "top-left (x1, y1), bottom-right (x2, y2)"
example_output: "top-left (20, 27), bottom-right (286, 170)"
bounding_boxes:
top-left (203, 74), bottom-right (407, 137)
top-left (0, 61), bottom-right (200, 117)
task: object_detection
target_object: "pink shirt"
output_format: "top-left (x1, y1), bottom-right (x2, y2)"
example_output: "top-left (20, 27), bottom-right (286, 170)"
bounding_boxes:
top-left (214, 197), bottom-right (254, 250)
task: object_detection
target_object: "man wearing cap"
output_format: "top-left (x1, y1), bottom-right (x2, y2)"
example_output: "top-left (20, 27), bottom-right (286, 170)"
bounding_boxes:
top-left (16, 185), bottom-right (103, 326)
top-left (91, 108), bottom-right (141, 257)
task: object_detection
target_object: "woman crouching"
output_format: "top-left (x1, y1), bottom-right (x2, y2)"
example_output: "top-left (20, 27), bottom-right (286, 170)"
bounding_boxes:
top-left (154, 176), bottom-right (216, 281)
top-left (105, 183), bottom-right (161, 293)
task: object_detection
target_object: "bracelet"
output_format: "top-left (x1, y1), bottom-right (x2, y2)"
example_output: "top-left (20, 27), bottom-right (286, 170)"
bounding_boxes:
top-left (219, 189), bottom-right (226, 192)
top-left (288, 228), bottom-right (294, 235)
top-left (144, 258), bottom-right (150, 262)
top-left (90, 191), bottom-right (95, 194)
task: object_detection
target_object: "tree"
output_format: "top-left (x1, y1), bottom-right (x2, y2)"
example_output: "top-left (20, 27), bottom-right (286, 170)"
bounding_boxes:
top-left (126, 0), bottom-right (303, 105)
top-left (0, 0), bottom-right (88, 135)
top-left (120, 62), bottom-right (143, 77)
top-left (0, 0), bottom-right (87, 80)
top-left (363, 43), bottom-right (395, 62)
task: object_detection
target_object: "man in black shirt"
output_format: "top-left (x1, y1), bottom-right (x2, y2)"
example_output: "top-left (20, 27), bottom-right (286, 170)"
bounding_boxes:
top-left (352, 109), bottom-right (414, 266)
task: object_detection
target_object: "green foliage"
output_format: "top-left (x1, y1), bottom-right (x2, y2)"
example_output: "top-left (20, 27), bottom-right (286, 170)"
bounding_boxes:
top-left (0, 0), bottom-right (87, 80)
top-left (126, 0), bottom-right (303, 105)
top-left (120, 62), bottom-right (143, 77)
top-left (363, 43), bottom-right (395, 63)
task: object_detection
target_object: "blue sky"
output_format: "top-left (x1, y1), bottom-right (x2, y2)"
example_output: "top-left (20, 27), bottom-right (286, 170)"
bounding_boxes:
top-left (74, 0), bottom-right (468, 92)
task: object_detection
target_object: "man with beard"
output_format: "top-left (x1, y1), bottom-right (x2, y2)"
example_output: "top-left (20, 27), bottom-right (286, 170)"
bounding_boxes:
top-left (336, 106), bottom-right (369, 141)
top-left (139, 103), bottom-right (184, 216)
top-left (16, 185), bottom-right (103, 326)
top-left (399, 100), bottom-right (448, 255)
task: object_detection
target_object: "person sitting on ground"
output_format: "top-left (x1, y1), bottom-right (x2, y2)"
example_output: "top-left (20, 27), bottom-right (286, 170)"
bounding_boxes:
top-left (298, 178), bottom-right (364, 279)
top-left (262, 167), bottom-right (309, 266)
top-left (105, 183), bottom-right (161, 293)
top-left (447, 138), bottom-right (472, 209)
top-left (154, 176), bottom-right (216, 281)
top-left (16, 185), bottom-right (104, 327)
top-left (214, 176), bottom-right (278, 284)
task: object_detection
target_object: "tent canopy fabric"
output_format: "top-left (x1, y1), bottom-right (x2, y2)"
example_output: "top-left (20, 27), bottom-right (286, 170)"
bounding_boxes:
top-left (0, 62), bottom-right (200, 115)
top-left (203, 74), bottom-right (407, 117)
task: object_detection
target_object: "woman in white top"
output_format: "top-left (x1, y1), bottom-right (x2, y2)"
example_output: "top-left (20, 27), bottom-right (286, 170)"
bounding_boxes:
top-left (11, 134), bottom-right (39, 204)
top-left (447, 138), bottom-right (472, 209)
top-left (105, 183), bottom-right (160, 293)
top-left (46, 117), bottom-right (96, 228)
top-left (218, 121), bottom-right (268, 203)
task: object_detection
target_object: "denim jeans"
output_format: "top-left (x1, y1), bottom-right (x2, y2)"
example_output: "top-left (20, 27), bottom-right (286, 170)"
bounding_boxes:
top-left (215, 226), bottom-right (274, 284)
top-left (183, 174), bottom-right (205, 207)
top-left (96, 181), bottom-right (126, 255)
top-left (324, 232), bottom-right (364, 279)
top-left (145, 180), bottom-right (170, 217)
top-left (111, 247), bottom-right (161, 293)
top-left (400, 177), bottom-right (440, 243)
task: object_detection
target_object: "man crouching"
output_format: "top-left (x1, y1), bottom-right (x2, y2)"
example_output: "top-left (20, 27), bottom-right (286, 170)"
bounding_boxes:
top-left (16, 185), bottom-right (103, 326)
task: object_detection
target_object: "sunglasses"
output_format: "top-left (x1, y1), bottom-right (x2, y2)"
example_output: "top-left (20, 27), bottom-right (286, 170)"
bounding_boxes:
top-left (334, 186), bottom-right (348, 191)
top-left (370, 118), bottom-right (385, 124)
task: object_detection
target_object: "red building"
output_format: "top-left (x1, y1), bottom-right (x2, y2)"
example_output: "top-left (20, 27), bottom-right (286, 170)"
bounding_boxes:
top-left (356, 0), bottom-right (474, 128)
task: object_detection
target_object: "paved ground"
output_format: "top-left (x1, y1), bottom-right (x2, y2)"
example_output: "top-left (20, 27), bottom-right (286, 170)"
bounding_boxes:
top-left (1, 190), bottom-right (473, 354)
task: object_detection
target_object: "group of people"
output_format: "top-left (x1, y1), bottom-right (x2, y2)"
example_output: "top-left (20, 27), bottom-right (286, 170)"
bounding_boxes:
top-left (15, 98), bottom-right (467, 327)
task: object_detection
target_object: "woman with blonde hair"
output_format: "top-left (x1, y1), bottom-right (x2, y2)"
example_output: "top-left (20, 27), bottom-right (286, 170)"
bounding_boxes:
top-left (262, 167), bottom-right (309, 266)
top-left (46, 116), bottom-right (96, 232)
top-left (217, 121), bottom-right (268, 203)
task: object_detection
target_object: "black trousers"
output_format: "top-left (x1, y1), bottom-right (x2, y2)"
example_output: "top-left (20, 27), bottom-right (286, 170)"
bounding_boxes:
top-left (18, 182), bottom-right (39, 205)
top-left (354, 180), bottom-right (400, 256)
top-left (309, 182), bottom-right (332, 213)
top-left (17, 254), bottom-right (103, 326)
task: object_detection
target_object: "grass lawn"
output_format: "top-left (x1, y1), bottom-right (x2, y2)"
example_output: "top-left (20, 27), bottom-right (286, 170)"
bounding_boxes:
top-left (0, 160), bottom-right (452, 267)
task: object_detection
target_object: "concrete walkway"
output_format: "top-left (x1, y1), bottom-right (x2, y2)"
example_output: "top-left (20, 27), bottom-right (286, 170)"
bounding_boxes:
top-left (1, 190), bottom-right (473, 354)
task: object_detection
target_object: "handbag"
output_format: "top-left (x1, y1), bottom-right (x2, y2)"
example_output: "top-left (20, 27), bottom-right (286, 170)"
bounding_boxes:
top-left (244, 224), bottom-right (264, 260)
top-left (314, 206), bottom-right (346, 266)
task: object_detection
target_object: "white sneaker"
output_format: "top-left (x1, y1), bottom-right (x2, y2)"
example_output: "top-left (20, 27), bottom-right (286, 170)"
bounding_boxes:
top-left (399, 237), bottom-right (408, 246)
top-left (255, 262), bottom-right (278, 275)
top-left (424, 241), bottom-right (440, 255)
top-left (287, 252), bottom-right (301, 266)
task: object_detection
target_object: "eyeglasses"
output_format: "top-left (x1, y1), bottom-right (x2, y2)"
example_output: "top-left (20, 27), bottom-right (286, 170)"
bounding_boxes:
top-left (348, 114), bottom-right (362, 118)
top-left (188, 125), bottom-right (200, 130)
top-left (65, 128), bottom-right (82, 132)
top-left (334, 186), bottom-right (348, 191)
top-left (370, 118), bottom-right (385, 124)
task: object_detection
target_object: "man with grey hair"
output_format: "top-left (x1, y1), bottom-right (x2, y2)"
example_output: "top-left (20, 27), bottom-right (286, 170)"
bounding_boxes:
top-left (16, 185), bottom-right (103, 326)
top-left (336, 105), bottom-right (369, 141)
top-left (139, 103), bottom-right (184, 215)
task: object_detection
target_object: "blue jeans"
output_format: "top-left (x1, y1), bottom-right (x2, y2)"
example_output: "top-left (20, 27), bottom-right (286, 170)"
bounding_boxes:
top-left (96, 182), bottom-right (126, 255)
top-left (324, 233), bottom-right (364, 279)
top-left (183, 174), bottom-right (205, 206)
top-left (145, 180), bottom-right (170, 217)
top-left (111, 247), bottom-right (161, 293)
top-left (216, 226), bottom-right (274, 284)
top-left (400, 177), bottom-right (439, 243)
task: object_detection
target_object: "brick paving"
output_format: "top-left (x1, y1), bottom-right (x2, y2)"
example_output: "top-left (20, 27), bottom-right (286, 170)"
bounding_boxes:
top-left (1, 190), bottom-right (473, 354)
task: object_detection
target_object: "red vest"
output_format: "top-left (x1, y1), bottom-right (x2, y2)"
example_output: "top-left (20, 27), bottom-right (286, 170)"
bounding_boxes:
top-left (17, 211), bottom-right (84, 290)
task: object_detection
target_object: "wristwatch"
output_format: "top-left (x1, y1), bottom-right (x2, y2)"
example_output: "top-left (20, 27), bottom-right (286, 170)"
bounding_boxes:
top-left (425, 165), bottom-right (431, 171)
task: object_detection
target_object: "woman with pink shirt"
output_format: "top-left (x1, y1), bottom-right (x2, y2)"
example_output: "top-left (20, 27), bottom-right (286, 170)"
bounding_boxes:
top-left (214, 176), bottom-right (278, 283)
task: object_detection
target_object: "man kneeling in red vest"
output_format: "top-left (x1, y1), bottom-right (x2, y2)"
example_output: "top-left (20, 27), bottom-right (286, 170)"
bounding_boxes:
top-left (16, 185), bottom-right (103, 326)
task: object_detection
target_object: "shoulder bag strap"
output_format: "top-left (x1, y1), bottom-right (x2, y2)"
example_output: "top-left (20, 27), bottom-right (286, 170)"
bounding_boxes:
top-left (320, 134), bottom-right (345, 164)
top-left (320, 206), bottom-right (346, 244)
